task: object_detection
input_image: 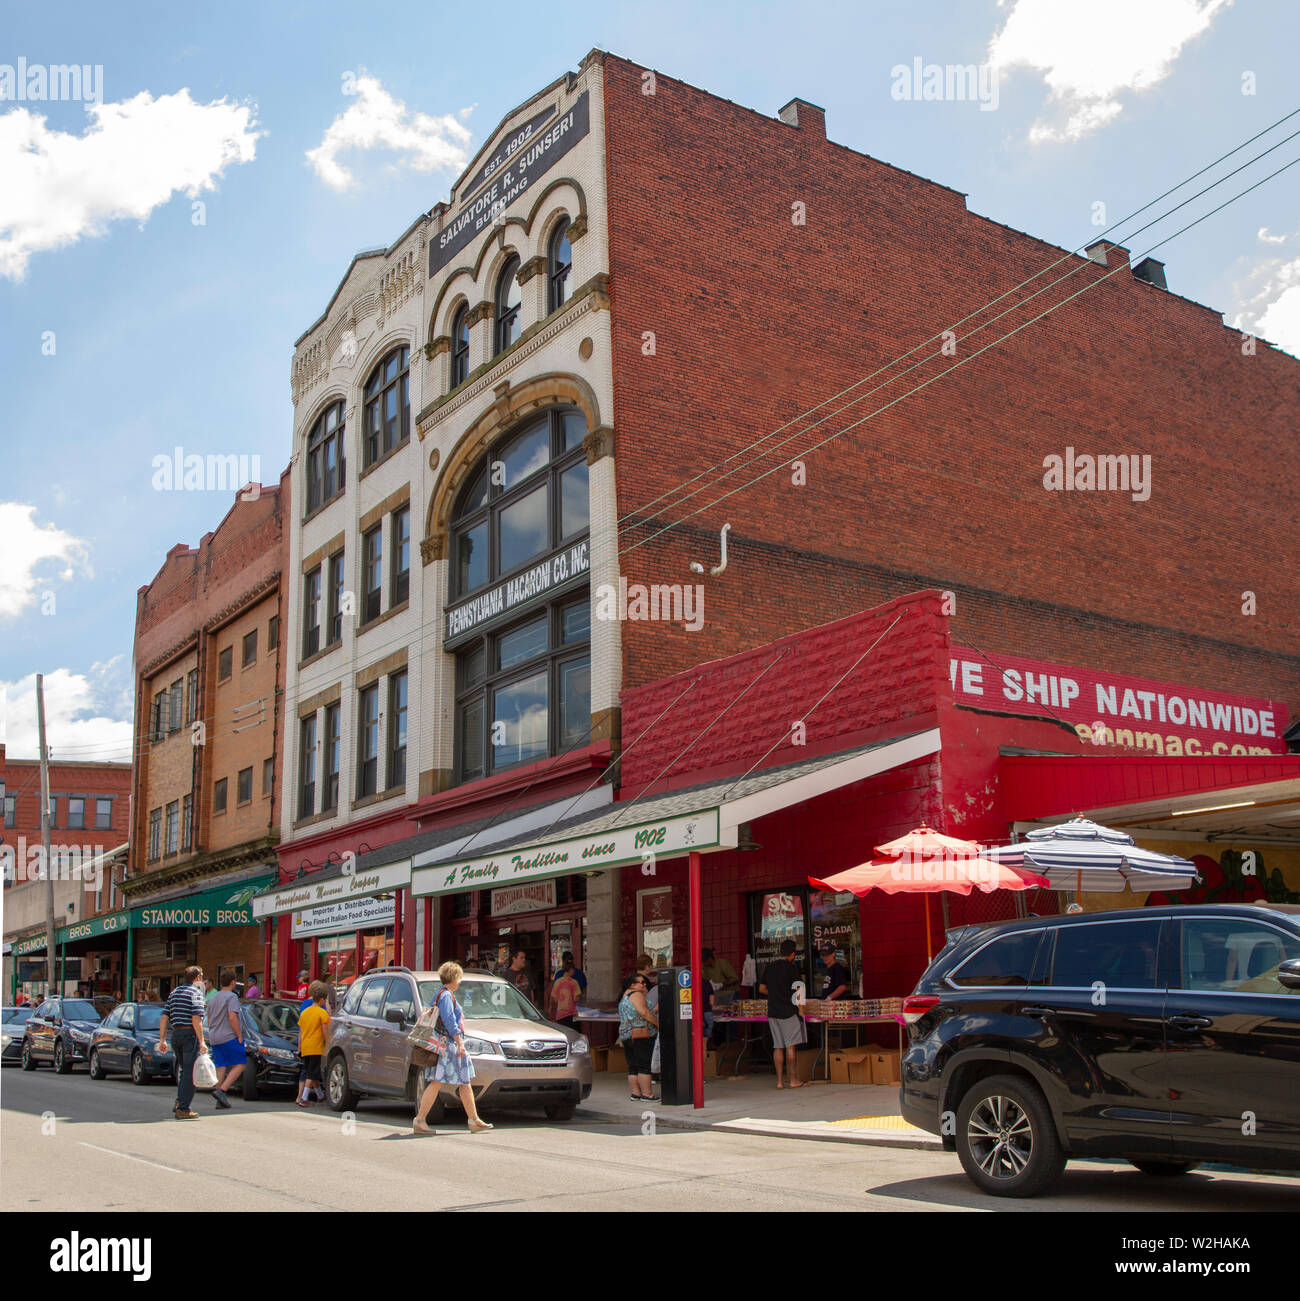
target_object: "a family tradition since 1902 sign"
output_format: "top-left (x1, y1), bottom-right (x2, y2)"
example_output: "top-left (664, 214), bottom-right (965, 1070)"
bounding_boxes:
top-left (429, 92), bottom-right (590, 276)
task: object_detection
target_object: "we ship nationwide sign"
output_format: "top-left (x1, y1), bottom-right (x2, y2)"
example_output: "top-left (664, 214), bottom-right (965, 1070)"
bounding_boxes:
top-left (949, 648), bottom-right (1288, 756)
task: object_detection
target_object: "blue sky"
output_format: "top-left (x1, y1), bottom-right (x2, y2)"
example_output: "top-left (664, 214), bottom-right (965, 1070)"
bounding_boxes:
top-left (2, 0), bottom-right (1298, 761)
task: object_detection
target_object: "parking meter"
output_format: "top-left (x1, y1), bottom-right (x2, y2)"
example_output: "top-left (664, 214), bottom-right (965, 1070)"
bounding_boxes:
top-left (656, 966), bottom-right (694, 1106)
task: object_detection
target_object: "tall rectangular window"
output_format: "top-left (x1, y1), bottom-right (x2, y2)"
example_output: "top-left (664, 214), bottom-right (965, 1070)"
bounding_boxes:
top-left (391, 505), bottom-right (410, 606)
top-left (299, 715), bottom-right (317, 819)
top-left (242, 629), bottom-right (258, 668)
top-left (95, 797), bottom-right (113, 829)
top-left (388, 670), bottom-right (408, 790)
top-left (323, 702), bottom-right (341, 812)
top-left (4, 794), bottom-right (16, 828)
top-left (237, 766), bottom-right (253, 804)
top-left (181, 794), bottom-right (193, 850)
top-left (213, 778), bottom-right (228, 814)
top-left (268, 614), bottom-right (280, 649)
top-left (148, 808), bottom-right (162, 860)
top-left (357, 684), bottom-right (379, 798)
top-left (186, 669), bottom-right (199, 724)
top-left (262, 757), bottom-right (274, 797)
top-left (218, 646), bottom-right (233, 682)
top-left (362, 527), bottom-right (382, 623)
top-left (169, 679), bottom-right (183, 732)
top-left (303, 566), bottom-right (322, 658)
top-left (165, 801), bottom-right (179, 855)
top-left (47, 796), bottom-right (57, 828)
top-left (67, 797), bottom-right (85, 830)
top-left (152, 691), bottom-right (167, 741)
top-left (327, 551), bottom-right (345, 645)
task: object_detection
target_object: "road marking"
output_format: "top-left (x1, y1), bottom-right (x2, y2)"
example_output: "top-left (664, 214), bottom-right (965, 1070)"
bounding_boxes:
top-left (77, 1142), bottom-right (183, 1174)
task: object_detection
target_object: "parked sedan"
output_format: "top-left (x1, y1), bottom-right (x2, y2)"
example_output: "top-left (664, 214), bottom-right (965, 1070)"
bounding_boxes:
top-left (240, 999), bottom-right (303, 1100)
top-left (88, 1002), bottom-right (175, 1085)
top-left (21, 996), bottom-right (116, 1073)
top-left (2, 1006), bottom-right (34, 1063)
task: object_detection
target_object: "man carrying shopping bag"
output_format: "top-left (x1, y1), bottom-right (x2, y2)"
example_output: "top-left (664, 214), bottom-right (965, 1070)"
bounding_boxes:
top-left (159, 965), bottom-right (208, 1120)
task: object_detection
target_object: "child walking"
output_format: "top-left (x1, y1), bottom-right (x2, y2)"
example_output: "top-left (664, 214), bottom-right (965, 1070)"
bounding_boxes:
top-left (297, 980), bottom-right (330, 1108)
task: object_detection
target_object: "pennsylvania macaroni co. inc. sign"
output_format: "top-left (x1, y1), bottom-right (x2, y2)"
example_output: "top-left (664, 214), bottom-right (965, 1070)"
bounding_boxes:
top-left (252, 860), bottom-right (412, 918)
top-left (411, 810), bottom-right (722, 898)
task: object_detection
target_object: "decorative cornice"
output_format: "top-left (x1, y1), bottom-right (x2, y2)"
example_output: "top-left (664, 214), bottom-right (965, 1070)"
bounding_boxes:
top-left (465, 299), bottom-right (493, 328)
top-left (119, 836), bottom-right (278, 902)
top-left (584, 425), bottom-right (614, 464)
top-left (428, 334), bottom-right (451, 358)
top-left (420, 532), bottom-right (449, 567)
top-left (517, 254), bottom-right (548, 285)
top-left (567, 214), bottom-right (588, 242)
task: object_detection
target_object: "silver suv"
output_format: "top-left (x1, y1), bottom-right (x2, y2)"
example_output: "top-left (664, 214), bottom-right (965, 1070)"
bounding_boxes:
top-left (323, 966), bottom-right (593, 1122)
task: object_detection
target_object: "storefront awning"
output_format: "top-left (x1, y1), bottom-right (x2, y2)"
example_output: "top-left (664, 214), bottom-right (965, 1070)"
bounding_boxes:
top-left (1002, 753), bottom-right (1300, 844)
top-left (411, 728), bottom-right (942, 898)
top-left (131, 871), bottom-right (277, 928)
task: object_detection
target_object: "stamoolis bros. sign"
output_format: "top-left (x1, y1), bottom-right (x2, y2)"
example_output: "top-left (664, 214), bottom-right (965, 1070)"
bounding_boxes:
top-left (949, 647), bottom-right (1288, 756)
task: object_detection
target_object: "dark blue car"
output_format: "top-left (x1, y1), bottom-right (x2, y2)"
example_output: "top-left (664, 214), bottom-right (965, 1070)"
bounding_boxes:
top-left (88, 1002), bottom-right (175, 1084)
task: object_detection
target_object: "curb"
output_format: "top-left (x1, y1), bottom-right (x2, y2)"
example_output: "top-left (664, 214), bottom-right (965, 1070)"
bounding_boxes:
top-left (575, 1105), bottom-right (945, 1151)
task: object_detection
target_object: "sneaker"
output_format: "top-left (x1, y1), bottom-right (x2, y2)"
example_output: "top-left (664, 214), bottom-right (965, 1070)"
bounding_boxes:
top-left (213, 1088), bottom-right (232, 1110)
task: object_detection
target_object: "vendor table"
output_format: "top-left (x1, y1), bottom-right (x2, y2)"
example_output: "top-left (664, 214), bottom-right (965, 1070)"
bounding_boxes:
top-left (713, 1013), bottom-right (906, 1081)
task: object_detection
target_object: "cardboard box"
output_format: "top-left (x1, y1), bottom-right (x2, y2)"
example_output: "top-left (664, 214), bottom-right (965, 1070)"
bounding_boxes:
top-left (869, 1049), bottom-right (901, 1086)
top-left (830, 1047), bottom-right (873, 1084)
top-left (590, 1046), bottom-right (609, 1073)
top-left (793, 1047), bottom-right (820, 1083)
top-left (605, 1042), bottom-right (627, 1074)
top-left (702, 1049), bottom-right (719, 1079)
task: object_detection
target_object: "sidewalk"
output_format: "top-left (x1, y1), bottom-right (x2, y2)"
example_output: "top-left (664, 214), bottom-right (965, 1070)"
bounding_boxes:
top-left (576, 1069), bottom-right (942, 1150)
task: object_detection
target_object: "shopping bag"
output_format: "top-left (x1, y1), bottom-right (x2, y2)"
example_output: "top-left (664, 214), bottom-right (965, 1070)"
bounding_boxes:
top-left (192, 1050), bottom-right (218, 1090)
top-left (407, 1005), bottom-right (440, 1067)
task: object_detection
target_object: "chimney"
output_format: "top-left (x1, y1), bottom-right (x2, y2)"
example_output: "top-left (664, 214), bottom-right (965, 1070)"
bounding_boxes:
top-left (1083, 239), bottom-right (1131, 269)
top-left (778, 98), bottom-right (826, 138)
top-left (1132, 257), bottom-right (1167, 290)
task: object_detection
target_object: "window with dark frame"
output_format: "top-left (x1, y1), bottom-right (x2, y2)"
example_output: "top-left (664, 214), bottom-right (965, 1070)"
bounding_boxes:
top-left (362, 346), bottom-right (410, 467)
top-left (67, 796), bottom-right (85, 830)
top-left (3, 794), bottom-right (16, 827)
top-left (148, 807), bottom-right (161, 860)
top-left (242, 629), bottom-right (258, 668)
top-left (357, 683), bottom-right (380, 798)
top-left (299, 715), bottom-right (317, 819)
top-left (450, 304), bottom-right (470, 388)
top-left (388, 670), bottom-right (408, 790)
top-left (151, 691), bottom-right (166, 742)
top-left (548, 221), bottom-right (573, 311)
top-left (182, 794), bottom-right (193, 850)
top-left (165, 801), bottom-right (179, 854)
top-left (263, 757), bottom-right (274, 797)
top-left (303, 566), bottom-right (322, 658)
top-left (213, 777), bottom-right (228, 814)
top-left (327, 551), bottom-right (345, 645)
top-left (95, 797), bottom-right (112, 830)
top-left (306, 400), bottom-right (345, 514)
top-left (169, 679), bottom-right (183, 731)
top-left (237, 766), bottom-right (253, 804)
top-left (362, 527), bottom-right (382, 624)
top-left (268, 614), bottom-right (280, 649)
top-left (322, 702), bottom-right (341, 812)
top-left (217, 646), bottom-right (233, 682)
top-left (47, 796), bottom-right (57, 828)
top-left (494, 255), bottom-right (522, 355)
top-left (391, 505), bottom-right (410, 606)
top-left (186, 669), bottom-right (199, 724)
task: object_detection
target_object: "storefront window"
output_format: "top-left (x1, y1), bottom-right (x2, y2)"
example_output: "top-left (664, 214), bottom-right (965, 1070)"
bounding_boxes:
top-left (750, 889), bottom-right (809, 989)
top-left (810, 890), bottom-right (861, 999)
top-left (638, 887), bottom-right (673, 967)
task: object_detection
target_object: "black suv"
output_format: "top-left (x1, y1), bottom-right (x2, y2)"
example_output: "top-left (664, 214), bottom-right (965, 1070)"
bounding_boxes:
top-left (900, 904), bottom-right (1300, 1197)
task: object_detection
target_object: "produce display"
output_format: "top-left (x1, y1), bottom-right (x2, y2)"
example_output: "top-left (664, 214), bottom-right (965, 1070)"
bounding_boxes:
top-left (714, 997), bottom-right (904, 1019)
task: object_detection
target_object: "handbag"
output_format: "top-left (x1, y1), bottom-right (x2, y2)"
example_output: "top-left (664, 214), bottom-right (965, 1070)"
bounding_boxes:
top-left (407, 1005), bottom-right (441, 1067)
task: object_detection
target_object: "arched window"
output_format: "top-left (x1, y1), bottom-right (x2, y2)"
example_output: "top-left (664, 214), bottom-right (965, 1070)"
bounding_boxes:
top-left (494, 255), bottom-right (522, 355)
top-left (450, 305), bottom-right (470, 388)
top-left (362, 345), bottom-right (410, 468)
top-left (306, 401), bottom-right (345, 514)
top-left (548, 221), bottom-right (572, 312)
top-left (448, 407), bottom-right (590, 784)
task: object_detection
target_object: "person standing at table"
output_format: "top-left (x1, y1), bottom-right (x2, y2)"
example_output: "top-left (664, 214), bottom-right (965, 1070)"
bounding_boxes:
top-left (703, 948), bottom-right (739, 1005)
top-left (818, 941), bottom-right (851, 1001)
top-left (759, 940), bottom-right (807, 1089)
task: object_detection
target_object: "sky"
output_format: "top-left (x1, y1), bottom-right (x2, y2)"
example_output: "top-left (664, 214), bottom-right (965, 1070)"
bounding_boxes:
top-left (2, 0), bottom-right (1298, 764)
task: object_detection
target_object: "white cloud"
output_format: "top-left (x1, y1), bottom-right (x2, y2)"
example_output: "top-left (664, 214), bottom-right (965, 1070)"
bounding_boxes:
top-left (1, 662), bottom-right (133, 762)
top-left (1229, 226), bottom-right (1300, 358)
top-left (0, 503), bottom-right (90, 618)
top-left (989, 0), bottom-right (1231, 143)
top-left (0, 89), bottom-right (260, 279)
top-left (307, 75), bottom-right (472, 191)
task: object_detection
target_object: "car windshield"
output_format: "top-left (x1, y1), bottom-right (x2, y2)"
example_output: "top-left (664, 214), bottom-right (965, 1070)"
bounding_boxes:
top-left (247, 1002), bottom-right (300, 1035)
top-left (454, 980), bottom-right (545, 1023)
top-left (137, 1006), bottom-right (163, 1032)
top-left (4, 1007), bottom-right (33, 1024)
top-left (63, 1000), bottom-right (103, 1022)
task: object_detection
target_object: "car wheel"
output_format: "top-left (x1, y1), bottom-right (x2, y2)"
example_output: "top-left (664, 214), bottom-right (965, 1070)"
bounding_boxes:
top-left (53, 1039), bottom-right (71, 1074)
top-left (131, 1051), bottom-right (149, 1086)
top-left (242, 1066), bottom-right (259, 1102)
top-left (955, 1074), bottom-right (1066, 1198)
top-left (326, 1054), bottom-right (357, 1112)
top-left (544, 1103), bottom-right (576, 1122)
top-left (1129, 1158), bottom-right (1200, 1176)
top-left (88, 1049), bottom-right (106, 1080)
top-left (21, 1040), bottom-right (38, 1070)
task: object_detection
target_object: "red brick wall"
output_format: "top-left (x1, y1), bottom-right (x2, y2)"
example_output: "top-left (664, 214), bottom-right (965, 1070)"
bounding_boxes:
top-left (619, 590), bottom-right (947, 793)
top-left (600, 54), bottom-right (1300, 714)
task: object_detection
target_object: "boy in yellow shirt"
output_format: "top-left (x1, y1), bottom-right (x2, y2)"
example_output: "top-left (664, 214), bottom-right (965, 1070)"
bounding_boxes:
top-left (297, 981), bottom-right (331, 1108)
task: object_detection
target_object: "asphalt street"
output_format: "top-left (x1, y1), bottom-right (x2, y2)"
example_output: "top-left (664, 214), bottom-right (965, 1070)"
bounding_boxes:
top-left (3, 1065), bottom-right (1297, 1213)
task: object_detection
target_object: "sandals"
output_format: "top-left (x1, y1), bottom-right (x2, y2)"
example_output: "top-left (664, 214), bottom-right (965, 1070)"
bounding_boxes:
top-left (467, 1119), bottom-right (494, 1133)
top-left (412, 1118), bottom-right (434, 1134)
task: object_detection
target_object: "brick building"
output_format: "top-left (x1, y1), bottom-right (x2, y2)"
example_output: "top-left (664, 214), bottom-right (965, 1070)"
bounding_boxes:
top-left (2, 744), bottom-right (132, 999)
top-left (258, 49), bottom-right (1298, 1033)
top-left (118, 476), bottom-right (290, 1001)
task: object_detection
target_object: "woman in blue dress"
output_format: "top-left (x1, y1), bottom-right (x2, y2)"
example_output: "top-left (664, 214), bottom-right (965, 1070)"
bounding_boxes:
top-left (413, 961), bottom-right (493, 1134)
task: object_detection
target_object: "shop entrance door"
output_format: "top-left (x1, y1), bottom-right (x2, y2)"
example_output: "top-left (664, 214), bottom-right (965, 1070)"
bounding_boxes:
top-left (511, 919), bottom-right (547, 1009)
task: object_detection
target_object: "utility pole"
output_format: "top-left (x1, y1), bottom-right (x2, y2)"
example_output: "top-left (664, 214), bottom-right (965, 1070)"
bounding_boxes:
top-left (37, 674), bottom-right (57, 996)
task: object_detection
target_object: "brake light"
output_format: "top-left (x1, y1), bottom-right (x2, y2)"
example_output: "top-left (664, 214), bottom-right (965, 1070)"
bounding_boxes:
top-left (901, 995), bottom-right (941, 1024)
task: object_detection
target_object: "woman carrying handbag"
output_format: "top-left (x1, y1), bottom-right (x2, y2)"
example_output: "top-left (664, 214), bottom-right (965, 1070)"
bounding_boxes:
top-left (412, 961), bottom-right (493, 1135)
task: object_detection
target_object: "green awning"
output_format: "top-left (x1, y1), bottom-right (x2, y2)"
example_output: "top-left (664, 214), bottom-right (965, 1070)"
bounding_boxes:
top-left (131, 872), bottom-right (276, 929)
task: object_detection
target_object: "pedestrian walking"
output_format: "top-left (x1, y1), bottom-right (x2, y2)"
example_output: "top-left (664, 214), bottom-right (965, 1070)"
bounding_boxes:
top-left (619, 972), bottom-right (659, 1101)
top-left (412, 962), bottom-right (493, 1134)
top-left (296, 981), bottom-right (330, 1108)
top-left (158, 965), bottom-right (208, 1120)
top-left (206, 971), bottom-right (246, 1108)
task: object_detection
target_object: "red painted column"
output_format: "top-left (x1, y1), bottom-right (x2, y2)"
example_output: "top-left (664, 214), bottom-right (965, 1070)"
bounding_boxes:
top-left (690, 850), bottom-right (704, 1109)
top-left (393, 889), bottom-right (404, 967)
top-left (275, 911), bottom-right (295, 995)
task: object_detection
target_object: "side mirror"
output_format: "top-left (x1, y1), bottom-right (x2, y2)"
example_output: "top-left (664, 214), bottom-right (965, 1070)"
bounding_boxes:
top-left (1277, 959), bottom-right (1300, 991)
top-left (384, 1007), bottom-right (407, 1024)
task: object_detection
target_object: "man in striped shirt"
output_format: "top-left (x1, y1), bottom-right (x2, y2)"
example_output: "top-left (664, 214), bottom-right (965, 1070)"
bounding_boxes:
top-left (158, 965), bottom-right (208, 1120)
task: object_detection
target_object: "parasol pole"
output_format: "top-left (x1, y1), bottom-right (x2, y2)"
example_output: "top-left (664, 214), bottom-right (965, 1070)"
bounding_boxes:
top-left (923, 894), bottom-right (933, 960)
top-left (1076, 868), bottom-right (1082, 906)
